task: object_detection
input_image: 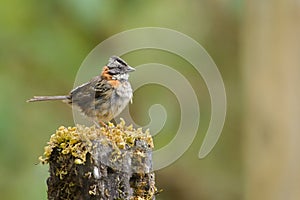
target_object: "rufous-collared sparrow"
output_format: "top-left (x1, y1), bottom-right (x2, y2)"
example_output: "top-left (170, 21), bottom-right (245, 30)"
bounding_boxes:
top-left (27, 56), bottom-right (135, 126)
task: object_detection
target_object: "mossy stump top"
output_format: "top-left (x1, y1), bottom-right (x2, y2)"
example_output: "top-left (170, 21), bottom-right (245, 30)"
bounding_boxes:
top-left (40, 119), bottom-right (157, 200)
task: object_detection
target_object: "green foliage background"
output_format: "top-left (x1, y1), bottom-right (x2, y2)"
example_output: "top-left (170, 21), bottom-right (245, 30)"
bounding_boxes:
top-left (0, 1), bottom-right (242, 199)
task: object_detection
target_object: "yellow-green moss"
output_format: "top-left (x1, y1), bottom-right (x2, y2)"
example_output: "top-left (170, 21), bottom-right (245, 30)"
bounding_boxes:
top-left (39, 118), bottom-right (154, 165)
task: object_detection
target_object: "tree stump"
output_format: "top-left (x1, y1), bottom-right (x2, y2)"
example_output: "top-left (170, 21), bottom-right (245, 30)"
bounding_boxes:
top-left (40, 119), bottom-right (157, 200)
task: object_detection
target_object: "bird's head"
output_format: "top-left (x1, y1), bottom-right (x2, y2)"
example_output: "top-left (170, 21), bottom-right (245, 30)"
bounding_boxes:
top-left (106, 56), bottom-right (135, 78)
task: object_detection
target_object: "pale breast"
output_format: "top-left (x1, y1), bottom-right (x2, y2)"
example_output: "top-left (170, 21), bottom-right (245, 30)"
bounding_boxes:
top-left (110, 81), bottom-right (133, 118)
top-left (93, 81), bottom-right (132, 122)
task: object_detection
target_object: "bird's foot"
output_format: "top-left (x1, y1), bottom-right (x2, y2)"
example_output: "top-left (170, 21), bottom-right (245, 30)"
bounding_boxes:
top-left (93, 120), bottom-right (107, 129)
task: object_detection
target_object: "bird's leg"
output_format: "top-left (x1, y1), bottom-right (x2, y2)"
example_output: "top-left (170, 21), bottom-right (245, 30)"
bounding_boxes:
top-left (92, 119), bottom-right (108, 129)
top-left (92, 120), bottom-right (101, 129)
top-left (99, 120), bottom-right (108, 128)
top-left (93, 120), bottom-right (114, 130)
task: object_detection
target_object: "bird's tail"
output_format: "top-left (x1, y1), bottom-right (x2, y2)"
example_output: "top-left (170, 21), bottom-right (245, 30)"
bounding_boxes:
top-left (27, 95), bottom-right (69, 102)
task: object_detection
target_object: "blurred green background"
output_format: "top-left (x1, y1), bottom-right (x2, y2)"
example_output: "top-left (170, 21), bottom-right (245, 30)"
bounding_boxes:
top-left (1, 0), bottom-right (299, 200)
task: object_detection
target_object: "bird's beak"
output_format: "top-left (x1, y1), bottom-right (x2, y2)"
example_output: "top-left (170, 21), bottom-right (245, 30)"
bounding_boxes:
top-left (126, 65), bottom-right (136, 72)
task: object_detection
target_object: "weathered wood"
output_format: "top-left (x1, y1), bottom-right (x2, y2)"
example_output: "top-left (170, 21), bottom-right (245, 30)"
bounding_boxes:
top-left (40, 120), bottom-right (157, 200)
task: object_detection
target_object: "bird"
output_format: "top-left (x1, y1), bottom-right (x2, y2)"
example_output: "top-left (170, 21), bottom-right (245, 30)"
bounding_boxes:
top-left (27, 56), bottom-right (135, 126)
